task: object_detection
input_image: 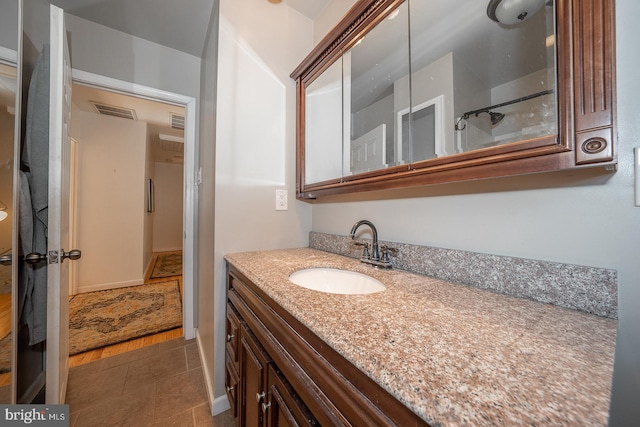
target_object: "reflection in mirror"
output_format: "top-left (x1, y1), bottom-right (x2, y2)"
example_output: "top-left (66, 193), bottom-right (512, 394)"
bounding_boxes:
top-left (0, 61), bottom-right (16, 403)
top-left (345, 1), bottom-right (409, 174)
top-left (305, 59), bottom-right (343, 185)
top-left (409, 0), bottom-right (557, 160)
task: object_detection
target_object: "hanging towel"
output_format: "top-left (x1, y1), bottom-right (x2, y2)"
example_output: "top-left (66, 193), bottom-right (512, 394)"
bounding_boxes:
top-left (20, 44), bottom-right (50, 346)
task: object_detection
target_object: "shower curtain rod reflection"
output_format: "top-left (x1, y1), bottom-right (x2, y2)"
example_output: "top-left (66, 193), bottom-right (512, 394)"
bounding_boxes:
top-left (455, 89), bottom-right (555, 131)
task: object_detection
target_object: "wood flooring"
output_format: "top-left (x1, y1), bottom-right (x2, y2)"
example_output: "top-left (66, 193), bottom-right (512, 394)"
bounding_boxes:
top-left (69, 327), bottom-right (184, 368)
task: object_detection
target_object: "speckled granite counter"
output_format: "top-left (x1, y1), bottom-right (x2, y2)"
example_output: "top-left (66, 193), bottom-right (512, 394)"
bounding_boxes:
top-left (225, 248), bottom-right (617, 426)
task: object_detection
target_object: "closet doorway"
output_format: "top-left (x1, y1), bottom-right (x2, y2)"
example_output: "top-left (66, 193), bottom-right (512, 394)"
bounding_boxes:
top-left (67, 71), bottom-right (197, 357)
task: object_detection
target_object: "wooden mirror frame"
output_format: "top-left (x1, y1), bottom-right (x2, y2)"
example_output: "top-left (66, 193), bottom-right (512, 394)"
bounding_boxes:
top-left (290, 0), bottom-right (616, 200)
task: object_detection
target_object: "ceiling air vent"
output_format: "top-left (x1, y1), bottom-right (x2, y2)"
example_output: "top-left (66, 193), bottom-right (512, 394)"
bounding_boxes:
top-left (170, 113), bottom-right (185, 130)
top-left (92, 102), bottom-right (137, 120)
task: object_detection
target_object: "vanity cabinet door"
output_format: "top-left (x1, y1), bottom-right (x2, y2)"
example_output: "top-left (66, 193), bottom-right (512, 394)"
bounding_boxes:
top-left (240, 325), bottom-right (272, 427)
top-left (265, 364), bottom-right (318, 427)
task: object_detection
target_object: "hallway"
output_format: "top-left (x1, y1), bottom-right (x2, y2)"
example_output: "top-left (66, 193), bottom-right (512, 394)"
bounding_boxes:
top-left (66, 337), bottom-right (234, 426)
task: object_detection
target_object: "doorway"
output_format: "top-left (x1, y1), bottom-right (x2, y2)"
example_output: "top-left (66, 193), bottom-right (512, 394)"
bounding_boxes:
top-left (70, 70), bottom-right (197, 343)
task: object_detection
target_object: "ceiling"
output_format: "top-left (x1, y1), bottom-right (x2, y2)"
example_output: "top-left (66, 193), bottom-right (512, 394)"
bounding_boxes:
top-left (50, 0), bottom-right (327, 58)
top-left (44, 0), bottom-right (327, 165)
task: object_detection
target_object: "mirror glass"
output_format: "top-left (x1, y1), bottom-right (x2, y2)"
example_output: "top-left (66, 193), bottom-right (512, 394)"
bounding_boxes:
top-left (0, 61), bottom-right (16, 403)
top-left (305, 59), bottom-right (343, 184)
top-left (344, 1), bottom-right (410, 174)
top-left (409, 0), bottom-right (557, 159)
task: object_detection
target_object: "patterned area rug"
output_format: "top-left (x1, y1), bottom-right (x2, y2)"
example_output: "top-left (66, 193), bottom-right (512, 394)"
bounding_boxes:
top-left (150, 252), bottom-right (182, 279)
top-left (69, 280), bottom-right (182, 355)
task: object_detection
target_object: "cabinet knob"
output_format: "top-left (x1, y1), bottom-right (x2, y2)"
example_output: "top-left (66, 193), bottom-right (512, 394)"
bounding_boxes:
top-left (262, 402), bottom-right (271, 413)
top-left (226, 334), bottom-right (235, 342)
top-left (256, 391), bottom-right (265, 403)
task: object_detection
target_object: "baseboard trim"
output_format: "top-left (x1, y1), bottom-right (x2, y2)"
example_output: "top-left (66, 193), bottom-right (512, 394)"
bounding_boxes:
top-left (212, 394), bottom-right (231, 416)
top-left (153, 247), bottom-right (183, 253)
top-left (76, 279), bottom-right (144, 294)
top-left (196, 328), bottom-right (230, 416)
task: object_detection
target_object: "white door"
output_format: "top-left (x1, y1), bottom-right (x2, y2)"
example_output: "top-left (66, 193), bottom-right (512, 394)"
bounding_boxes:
top-left (46, 4), bottom-right (75, 404)
top-left (350, 123), bottom-right (387, 174)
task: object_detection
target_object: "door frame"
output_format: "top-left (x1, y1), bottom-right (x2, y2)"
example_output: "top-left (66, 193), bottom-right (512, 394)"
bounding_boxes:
top-left (71, 69), bottom-right (197, 340)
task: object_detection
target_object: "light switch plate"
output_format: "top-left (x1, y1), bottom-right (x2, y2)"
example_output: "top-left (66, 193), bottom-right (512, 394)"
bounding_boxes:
top-left (276, 189), bottom-right (288, 211)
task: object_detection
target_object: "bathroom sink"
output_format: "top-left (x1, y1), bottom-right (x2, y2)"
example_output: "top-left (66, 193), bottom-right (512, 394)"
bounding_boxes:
top-left (288, 268), bottom-right (385, 295)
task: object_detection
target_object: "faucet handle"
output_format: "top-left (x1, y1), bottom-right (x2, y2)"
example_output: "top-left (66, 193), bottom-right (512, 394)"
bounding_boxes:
top-left (353, 241), bottom-right (371, 259)
top-left (380, 245), bottom-right (398, 263)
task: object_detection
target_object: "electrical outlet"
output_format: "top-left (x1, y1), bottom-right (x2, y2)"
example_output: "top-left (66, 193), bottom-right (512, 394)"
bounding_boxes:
top-left (275, 189), bottom-right (288, 211)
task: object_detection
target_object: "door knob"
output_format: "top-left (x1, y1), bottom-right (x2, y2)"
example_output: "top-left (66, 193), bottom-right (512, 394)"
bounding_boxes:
top-left (0, 254), bottom-right (11, 266)
top-left (25, 252), bottom-right (47, 265)
top-left (61, 249), bottom-right (81, 262)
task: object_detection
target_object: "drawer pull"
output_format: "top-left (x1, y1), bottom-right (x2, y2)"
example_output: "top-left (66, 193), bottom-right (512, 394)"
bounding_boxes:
top-left (256, 391), bottom-right (265, 402)
top-left (262, 402), bottom-right (271, 413)
top-left (227, 334), bottom-right (235, 342)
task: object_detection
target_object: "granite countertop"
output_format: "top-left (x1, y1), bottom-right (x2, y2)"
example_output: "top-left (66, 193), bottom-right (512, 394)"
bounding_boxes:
top-left (225, 248), bottom-right (617, 426)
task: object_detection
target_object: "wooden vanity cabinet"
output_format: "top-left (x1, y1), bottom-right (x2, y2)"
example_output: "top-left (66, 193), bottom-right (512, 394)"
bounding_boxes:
top-left (239, 326), bottom-right (272, 426)
top-left (225, 263), bottom-right (428, 426)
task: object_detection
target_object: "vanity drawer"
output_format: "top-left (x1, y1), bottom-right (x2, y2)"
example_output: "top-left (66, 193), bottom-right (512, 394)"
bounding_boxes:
top-left (226, 303), bottom-right (241, 367)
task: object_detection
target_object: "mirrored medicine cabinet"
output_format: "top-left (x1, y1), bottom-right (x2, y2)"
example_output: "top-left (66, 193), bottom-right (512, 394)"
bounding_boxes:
top-left (291, 0), bottom-right (616, 199)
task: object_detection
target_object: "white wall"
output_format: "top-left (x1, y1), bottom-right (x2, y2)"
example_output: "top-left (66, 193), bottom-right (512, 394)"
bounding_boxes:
top-left (152, 162), bottom-right (184, 252)
top-left (313, 1), bottom-right (640, 424)
top-left (75, 111), bottom-right (148, 292)
top-left (608, 2), bottom-right (640, 424)
top-left (313, 1), bottom-right (353, 43)
top-left (210, 0), bottom-right (313, 406)
top-left (0, 0), bottom-right (18, 53)
top-left (64, 13), bottom-right (201, 100)
top-left (198, 0), bottom-right (219, 414)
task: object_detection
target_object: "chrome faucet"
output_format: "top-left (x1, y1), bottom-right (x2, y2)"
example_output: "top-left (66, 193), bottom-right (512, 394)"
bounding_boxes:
top-left (350, 220), bottom-right (395, 268)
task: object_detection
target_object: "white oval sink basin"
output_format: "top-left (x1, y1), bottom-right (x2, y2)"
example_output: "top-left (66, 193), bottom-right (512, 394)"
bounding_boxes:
top-left (289, 268), bottom-right (385, 295)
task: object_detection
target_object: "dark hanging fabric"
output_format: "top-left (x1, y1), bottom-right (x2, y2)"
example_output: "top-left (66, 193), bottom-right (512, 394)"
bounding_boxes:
top-left (20, 44), bottom-right (50, 346)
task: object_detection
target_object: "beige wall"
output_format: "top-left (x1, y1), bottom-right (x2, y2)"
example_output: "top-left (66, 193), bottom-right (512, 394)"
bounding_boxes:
top-left (75, 111), bottom-right (148, 292)
top-left (143, 128), bottom-right (155, 275)
top-left (152, 162), bottom-right (184, 252)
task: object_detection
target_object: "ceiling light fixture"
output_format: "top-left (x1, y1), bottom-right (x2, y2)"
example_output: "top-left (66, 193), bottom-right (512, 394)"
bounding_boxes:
top-left (486, 0), bottom-right (546, 25)
top-left (267, 0), bottom-right (282, 4)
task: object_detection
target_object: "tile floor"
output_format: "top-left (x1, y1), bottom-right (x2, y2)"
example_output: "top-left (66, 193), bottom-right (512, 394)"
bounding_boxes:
top-left (66, 337), bottom-right (235, 427)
